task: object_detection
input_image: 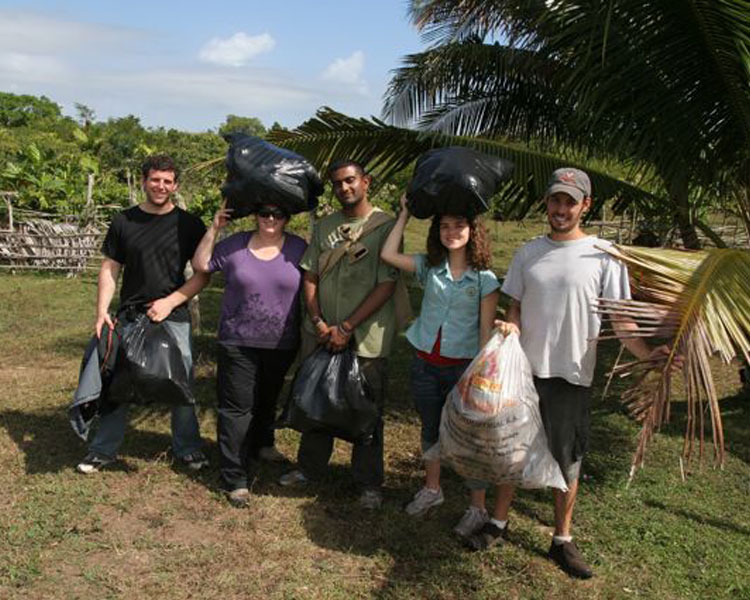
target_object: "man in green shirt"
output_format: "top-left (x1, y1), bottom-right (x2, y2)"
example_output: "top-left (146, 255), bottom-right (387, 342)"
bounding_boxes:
top-left (280, 160), bottom-right (397, 509)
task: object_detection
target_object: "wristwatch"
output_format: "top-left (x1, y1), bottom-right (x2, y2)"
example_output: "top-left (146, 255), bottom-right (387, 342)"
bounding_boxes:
top-left (311, 315), bottom-right (323, 326)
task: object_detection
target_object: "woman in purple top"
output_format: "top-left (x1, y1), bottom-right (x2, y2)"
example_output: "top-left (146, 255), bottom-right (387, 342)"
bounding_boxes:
top-left (195, 201), bottom-right (307, 506)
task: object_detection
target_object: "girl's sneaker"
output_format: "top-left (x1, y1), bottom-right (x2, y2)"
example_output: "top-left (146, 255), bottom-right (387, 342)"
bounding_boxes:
top-left (404, 486), bottom-right (444, 516)
top-left (453, 505), bottom-right (489, 538)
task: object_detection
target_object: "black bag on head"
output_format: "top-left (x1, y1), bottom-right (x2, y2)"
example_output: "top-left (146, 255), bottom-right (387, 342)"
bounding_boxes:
top-left (406, 146), bottom-right (514, 219)
top-left (278, 347), bottom-right (378, 443)
top-left (221, 133), bottom-right (324, 218)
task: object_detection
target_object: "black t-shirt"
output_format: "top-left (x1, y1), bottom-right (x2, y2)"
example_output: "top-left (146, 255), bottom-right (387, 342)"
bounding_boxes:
top-left (102, 205), bottom-right (207, 322)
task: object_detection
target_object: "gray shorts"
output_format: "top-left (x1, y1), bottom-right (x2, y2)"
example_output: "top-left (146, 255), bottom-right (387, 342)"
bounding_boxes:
top-left (535, 377), bottom-right (591, 485)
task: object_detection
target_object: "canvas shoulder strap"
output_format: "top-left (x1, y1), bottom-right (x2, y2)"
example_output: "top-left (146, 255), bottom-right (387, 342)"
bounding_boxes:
top-left (317, 210), bottom-right (393, 280)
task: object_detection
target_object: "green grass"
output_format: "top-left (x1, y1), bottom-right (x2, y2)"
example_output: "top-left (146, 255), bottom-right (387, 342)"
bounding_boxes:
top-left (1, 220), bottom-right (749, 599)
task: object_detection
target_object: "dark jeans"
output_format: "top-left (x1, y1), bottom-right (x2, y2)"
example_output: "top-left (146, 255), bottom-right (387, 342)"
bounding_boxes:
top-left (216, 343), bottom-right (297, 491)
top-left (297, 357), bottom-right (387, 491)
top-left (410, 354), bottom-right (471, 452)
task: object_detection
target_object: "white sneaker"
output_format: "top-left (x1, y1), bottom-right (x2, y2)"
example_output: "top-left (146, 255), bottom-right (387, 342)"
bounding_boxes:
top-left (226, 488), bottom-right (250, 508)
top-left (76, 453), bottom-right (113, 474)
top-left (453, 505), bottom-right (489, 538)
top-left (359, 489), bottom-right (383, 510)
top-left (258, 446), bottom-right (286, 462)
top-left (279, 469), bottom-right (308, 487)
top-left (404, 486), bottom-right (444, 516)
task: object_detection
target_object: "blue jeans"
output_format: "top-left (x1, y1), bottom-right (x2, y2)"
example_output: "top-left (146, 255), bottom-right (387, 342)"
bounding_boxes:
top-left (89, 317), bottom-right (203, 460)
top-left (410, 354), bottom-right (470, 452)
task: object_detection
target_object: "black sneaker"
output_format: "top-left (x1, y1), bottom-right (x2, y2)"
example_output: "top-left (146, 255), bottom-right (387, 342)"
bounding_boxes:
top-left (465, 521), bottom-right (509, 551)
top-left (76, 453), bottom-right (114, 474)
top-left (548, 540), bottom-right (593, 579)
top-left (180, 450), bottom-right (209, 471)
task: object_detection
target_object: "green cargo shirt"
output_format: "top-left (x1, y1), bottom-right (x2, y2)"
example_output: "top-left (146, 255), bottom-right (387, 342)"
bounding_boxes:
top-left (300, 208), bottom-right (398, 358)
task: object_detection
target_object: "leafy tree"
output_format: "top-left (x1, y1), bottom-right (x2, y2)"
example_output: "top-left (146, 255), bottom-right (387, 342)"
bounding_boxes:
top-left (0, 92), bottom-right (62, 128)
top-left (218, 115), bottom-right (266, 138)
top-left (74, 103), bottom-right (96, 129)
top-left (1, 143), bottom-right (91, 212)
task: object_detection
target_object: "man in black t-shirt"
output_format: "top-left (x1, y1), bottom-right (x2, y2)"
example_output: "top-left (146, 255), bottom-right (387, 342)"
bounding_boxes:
top-left (77, 155), bottom-right (210, 474)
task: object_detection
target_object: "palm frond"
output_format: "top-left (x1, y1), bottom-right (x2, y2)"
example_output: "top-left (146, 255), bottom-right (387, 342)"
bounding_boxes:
top-left (597, 245), bottom-right (750, 476)
top-left (409, 0), bottom-right (545, 47)
top-left (267, 107), bottom-right (654, 219)
top-left (384, 42), bottom-right (569, 140)
top-left (402, 0), bottom-right (750, 193)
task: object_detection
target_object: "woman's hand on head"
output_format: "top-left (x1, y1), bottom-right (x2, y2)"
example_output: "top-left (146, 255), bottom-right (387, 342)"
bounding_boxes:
top-left (399, 193), bottom-right (409, 215)
top-left (212, 201), bottom-right (233, 231)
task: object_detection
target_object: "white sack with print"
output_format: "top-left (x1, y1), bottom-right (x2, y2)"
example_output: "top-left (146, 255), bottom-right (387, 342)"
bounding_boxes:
top-left (437, 332), bottom-right (567, 490)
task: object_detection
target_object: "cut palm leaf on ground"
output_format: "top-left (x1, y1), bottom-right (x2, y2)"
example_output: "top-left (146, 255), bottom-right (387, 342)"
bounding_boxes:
top-left (598, 246), bottom-right (750, 480)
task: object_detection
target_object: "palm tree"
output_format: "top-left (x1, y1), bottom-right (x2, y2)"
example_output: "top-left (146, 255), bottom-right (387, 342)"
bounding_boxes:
top-left (270, 1), bottom-right (750, 248)
top-left (385, 0), bottom-right (750, 248)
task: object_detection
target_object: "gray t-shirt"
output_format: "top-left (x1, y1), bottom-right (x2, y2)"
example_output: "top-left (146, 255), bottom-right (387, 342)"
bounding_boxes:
top-left (501, 235), bottom-right (630, 386)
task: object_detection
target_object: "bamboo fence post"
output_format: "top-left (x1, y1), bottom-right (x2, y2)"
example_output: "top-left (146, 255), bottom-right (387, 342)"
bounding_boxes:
top-left (2, 193), bottom-right (14, 232)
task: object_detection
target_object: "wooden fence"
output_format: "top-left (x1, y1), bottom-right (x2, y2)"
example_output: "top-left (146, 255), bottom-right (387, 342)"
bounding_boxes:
top-left (588, 216), bottom-right (749, 249)
top-left (0, 195), bottom-right (106, 274)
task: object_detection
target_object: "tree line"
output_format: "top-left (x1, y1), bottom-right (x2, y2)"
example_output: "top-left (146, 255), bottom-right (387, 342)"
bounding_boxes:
top-left (0, 92), bottom-right (278, 220)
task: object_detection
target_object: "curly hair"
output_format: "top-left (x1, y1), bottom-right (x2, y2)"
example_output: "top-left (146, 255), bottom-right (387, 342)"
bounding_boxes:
top-left (141, 154), bottom-right (179, 181)
top-left (426, 214), bottom-right (492, 270)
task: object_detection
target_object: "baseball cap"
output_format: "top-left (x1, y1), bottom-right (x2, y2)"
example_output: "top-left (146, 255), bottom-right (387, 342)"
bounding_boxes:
top-left (545, 168), bottom-right (591, 203)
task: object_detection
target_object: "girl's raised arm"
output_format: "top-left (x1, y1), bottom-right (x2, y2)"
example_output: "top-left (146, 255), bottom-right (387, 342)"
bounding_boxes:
top-left (381, 194), bottom-right (417, 273)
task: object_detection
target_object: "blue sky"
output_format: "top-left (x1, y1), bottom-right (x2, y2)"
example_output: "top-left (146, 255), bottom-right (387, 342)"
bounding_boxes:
top-left (0, 1), bottom-right (427, 131)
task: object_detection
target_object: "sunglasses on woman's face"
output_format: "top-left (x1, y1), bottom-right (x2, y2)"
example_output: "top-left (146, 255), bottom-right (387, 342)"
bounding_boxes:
top-left (258, 209), bottom-right (286, 220)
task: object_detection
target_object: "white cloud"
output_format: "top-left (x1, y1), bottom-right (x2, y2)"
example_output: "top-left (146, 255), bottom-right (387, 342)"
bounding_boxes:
top-left (198, 32), bottom-right (275, 67)
top-left (103, 68), bottom-right (313, 110)
top-left (321, 50), bottom-right (368, 94)
top-left (0, 9), bottom-right (141, 54)
top-left (0, 10), bottom-right (379, 130)
top-left (0, 52), bottom-right (69, 82)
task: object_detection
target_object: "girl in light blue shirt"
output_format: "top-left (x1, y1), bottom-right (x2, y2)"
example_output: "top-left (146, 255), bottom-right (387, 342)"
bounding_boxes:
top-left (382, 195), bottom-right (499, 536)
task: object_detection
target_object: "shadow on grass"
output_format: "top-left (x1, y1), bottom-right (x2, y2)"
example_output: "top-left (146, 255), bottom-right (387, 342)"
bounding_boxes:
top-left (633, 391), bottom-right (750, 465)
top-left (297, 489), bottom-right (489, 598)
top-left (0, 400), bottom-right (219, 483)
top-left (643, 499), bottom-right (750, 537)
top-left (668, 393), bottom-right (750, 464)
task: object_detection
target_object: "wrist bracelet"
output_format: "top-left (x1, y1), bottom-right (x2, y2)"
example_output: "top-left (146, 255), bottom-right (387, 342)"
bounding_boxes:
top-left (311, 316), bottom-right (323, 326)
top-left (338, 322), bottom-right (353, 335)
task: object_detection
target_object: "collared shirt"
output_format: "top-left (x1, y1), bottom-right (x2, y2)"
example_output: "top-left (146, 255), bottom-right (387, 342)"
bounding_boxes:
top-left (406, 254), bottom-right (499, 359)
top-left (299, 208), bottom-right (398, 358)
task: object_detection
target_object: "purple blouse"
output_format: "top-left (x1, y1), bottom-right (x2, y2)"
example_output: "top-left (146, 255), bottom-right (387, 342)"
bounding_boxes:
top-left (208, 231), bottom-right (307, 349)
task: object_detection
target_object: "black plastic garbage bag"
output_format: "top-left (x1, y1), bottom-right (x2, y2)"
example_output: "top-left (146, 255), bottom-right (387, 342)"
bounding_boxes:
top-left (406, 146), bottom-right (514, 219)
top-left (222, 133), bottom-right (324, 218)
top-left (279, 347), bottom-right (377, 443)
top-left (108, 314), bottom-right (194, 406)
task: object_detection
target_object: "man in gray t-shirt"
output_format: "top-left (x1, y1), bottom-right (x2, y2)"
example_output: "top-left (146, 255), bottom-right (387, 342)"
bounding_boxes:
top-left (466, 168), bottom-right (671, 579)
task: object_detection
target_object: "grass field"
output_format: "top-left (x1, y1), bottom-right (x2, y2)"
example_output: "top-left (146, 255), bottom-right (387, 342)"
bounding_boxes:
top-left (1, 219), bottom-right (749, 599)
